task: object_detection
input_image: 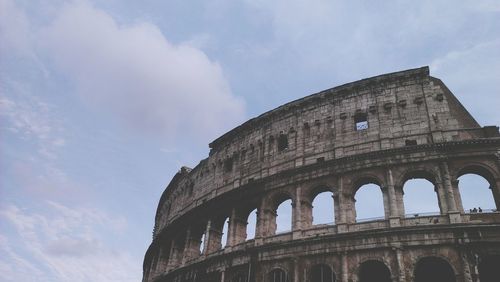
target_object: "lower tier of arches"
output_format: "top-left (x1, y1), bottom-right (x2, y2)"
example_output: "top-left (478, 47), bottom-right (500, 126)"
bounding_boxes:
top-left (147, 223), bottom-right (500, 282)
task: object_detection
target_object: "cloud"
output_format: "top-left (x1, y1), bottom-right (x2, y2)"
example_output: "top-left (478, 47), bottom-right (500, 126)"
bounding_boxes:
top-left (33, 1), bottom-right (245, 143)
top-left (0, 202), bottom-right (138, 282)
top-left (0, 90), bottom-right (65, 160)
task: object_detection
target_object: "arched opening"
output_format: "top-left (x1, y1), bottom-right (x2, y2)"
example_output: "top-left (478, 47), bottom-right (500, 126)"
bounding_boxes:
top-left (221, 217), bottom-right (229, 248)
top-left (414, 257), bottom-right (455, 282)
top-left (310, 264), bottom-right (336, 282)
top-left (458, 174), bottom-right (496, 212)
top-left (358, 260), bottom-right (391, 282)
top-left (275, 199), bottom-right (292, 233)
top-left (479, 255), bottom-right (500, 282)
top-left (246, 209), bottom-right (257, 240)
top-left (312, 192), bottom-right (335, 225)
top-left (403, 178), bottom-right (440, 216)
top-left (199, 233), bottom-right (205, 254)
top-left (355, 183), bottom-right (385, 222)
top-left (268, 268), bottom-right (288, 282)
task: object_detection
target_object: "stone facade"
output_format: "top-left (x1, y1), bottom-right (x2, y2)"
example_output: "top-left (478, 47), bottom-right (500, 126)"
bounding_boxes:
top-left (143, 67), bottom-right (500, 282)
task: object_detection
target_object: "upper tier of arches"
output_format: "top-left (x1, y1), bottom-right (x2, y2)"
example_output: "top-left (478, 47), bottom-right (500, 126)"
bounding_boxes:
top-left (154, 67), bottom-right (500, 233)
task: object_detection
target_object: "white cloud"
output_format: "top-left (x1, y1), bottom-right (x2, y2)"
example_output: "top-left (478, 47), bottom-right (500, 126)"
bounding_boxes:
top-left (34, 1), bottom-right (245, 143)
top-left (0, 87), bottom-right (65, 160)
top-left (0, 202), bottom-right (138, 282)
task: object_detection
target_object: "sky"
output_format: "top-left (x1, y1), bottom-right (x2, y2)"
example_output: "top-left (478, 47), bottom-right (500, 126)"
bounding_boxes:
top-left (1, 0), bottom-right (499, 281)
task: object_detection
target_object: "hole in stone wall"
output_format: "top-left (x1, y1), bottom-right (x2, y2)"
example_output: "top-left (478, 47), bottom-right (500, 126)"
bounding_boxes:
top-left (458, 174), bottom-right (496, 212)
top-left (221, 218), bottom-right (229, 248)
top-left (276, 199), bottom-right (292, 234)
top-left (199, 233), bottom-right (205, 254)
top-left (405, 139), bottom-right (417, 146)
top-left (312, 192), bottom-right (334, 225)
top-left (403, 179), bottom-right (439, 216)
top-left (246, 209), bottom-right (257, 240)
top-left (278, 134), bottom-right (289, 151)
top-left (355, 184), bottom-right (384, 221)
top-left (354, 113), bottom-right (368, 131)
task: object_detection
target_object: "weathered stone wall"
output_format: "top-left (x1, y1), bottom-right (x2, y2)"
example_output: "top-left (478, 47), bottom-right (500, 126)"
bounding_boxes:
top-left (144, 67), bottom-right (500, 282)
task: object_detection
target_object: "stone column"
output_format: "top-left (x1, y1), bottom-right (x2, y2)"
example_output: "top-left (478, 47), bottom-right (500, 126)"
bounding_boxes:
top-left (493, 178), bottom-right (500, 210)
top-left (382, 186), bottom-right (390, 219)
top-left (341, 253), bottom-right (349, 282)
top-left (333, 194), bottom-right (340, 224)
top-left (202, 221), bottom-right (211, 255)
top-left (337, 176), bottom-right (348, 233)
top-left (395, 186), bottom-right (405, 218)
top-left (255, 200), bottom-right (266, 245)
top-left (227, 208), bottom-right (237, 248)
top-left (301, 200), bottom-right (313, 229)
top-left (461, 251), bottom-right (473, 282)
top-left (440, 162), bottom-right (461, 223)
top-left (387, 169), bottom-right (398, 216)
top-left (166, 240), bottom-right (176, 270)
top-left (395, 248), bottom-right (406, 282)
top-left (451, 179), bottom-right (464, 213)
top-left (293, 257), bottom-right (300, 282)
top-left (292, 185), bottom-right (302, 240)
top-left (435, 183), bottom-right (448, 214)
top-left (182, 228), bottom-right (192, 264)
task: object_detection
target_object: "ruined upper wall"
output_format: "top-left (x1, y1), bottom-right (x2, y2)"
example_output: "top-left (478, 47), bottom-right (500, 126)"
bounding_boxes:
top-left (153, 66), bottom-right (487, 236)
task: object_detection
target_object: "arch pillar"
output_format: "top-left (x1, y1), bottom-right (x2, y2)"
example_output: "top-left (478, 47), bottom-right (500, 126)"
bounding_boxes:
top-left (333, 194), bottom-right (341, 224)
top-left (166, 241), bottom-right (176, 271)
top-left (440, 162), bottom-right (461, 223)
top-left (182, 228), bottom-right (193, 264)
top-left (451, 179), bottom-right (464, 213)
top-left (394, 186), bottom-right (405, 217)
top-left (292, 185), bottom-right (302, 239)
top-left (394, 248), bottom-right (406, 282)
top-left (435, 182), bottom-right (449, 215)
top-left (386, 168), bottom-right (401, 226)
top-left (300, 200), bottom-right (313, 229)
top-left (205, 221), bottom-right (223, 254)
top-left (255, 200), bottom-right (267, 244)
top-left (493, 178), bottom-right (500, 210)
top-left (341, 253), bottom-right (349, 282)
top-left (337, 176), bottom-right (348, 233)
top-left (227, 208), bottom-right (246, 248)
top-left (460, 250), bottom-right (473, 282)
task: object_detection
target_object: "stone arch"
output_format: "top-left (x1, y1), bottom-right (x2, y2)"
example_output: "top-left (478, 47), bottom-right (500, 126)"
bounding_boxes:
top-left (351, 175), bottom-right (386, 222)
top-left (351, 174), bottom-right (385, 193)
top-left (266, 191), bottom-right (295, 235)
top-left (455, 163), bottom-right (500, 210)
top-left (309, 263), bottom-right (336, 282)
top-left (185, 223), bottom-right (207, 259)
top-left (357, 259), bottom-right (391, 282)
top-left (414, 256), bottom-right (456, 282)
top-left (245, 208), bottom-right (258, 241)
top-left (268, 267), bottom-right (289, 282)
top-left (397, 168), bottom-right (439, 188)
top-left (205, 214), bottom-right (230, 253)
top-left (399, 168), bottom-right (442, 216)
top-left (306, 184), bottom-right (335, 227)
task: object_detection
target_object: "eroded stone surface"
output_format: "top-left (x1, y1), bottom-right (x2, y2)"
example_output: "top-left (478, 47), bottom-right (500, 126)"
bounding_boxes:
top-left (143, 67), bottom-right (500, 282)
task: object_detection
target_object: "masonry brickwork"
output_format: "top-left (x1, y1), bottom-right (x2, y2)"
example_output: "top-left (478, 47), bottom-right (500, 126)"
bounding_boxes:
top-left (143, 67), bottom-right (500, 282)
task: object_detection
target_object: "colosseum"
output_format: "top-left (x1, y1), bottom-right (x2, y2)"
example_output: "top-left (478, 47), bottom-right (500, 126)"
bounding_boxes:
top-left (143, 66), bottom-right (500, 282)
